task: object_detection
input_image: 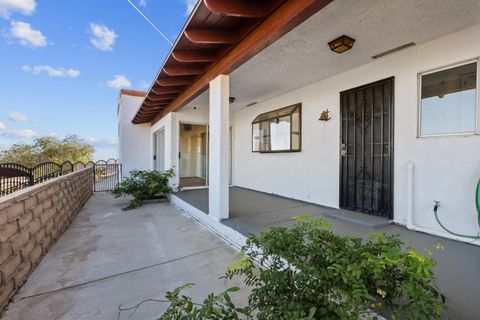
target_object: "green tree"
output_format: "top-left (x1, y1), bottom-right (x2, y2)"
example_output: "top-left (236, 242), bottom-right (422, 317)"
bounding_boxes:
top-left (0, 135), bottom-right (95, 167)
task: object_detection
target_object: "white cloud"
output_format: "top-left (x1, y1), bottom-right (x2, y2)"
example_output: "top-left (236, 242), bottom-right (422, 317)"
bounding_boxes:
top-left (105, 75), bottom-right (131, 89)
top-left (138, 0), bottom-right (147, 7)
top-left (8, 111), bottom-right (38, 122)
top-left (0, 0), bottom-right (36, 18)
top-left (182, 0), bottom-right (196, 15)
top-left (0, 128), bottom-right (36, 139)
top-left (0, 127), bottom-right (112, 152)
top-left (89, 23), bottom-right (117, 51)
top-left (9, 21), bottom-right (46, 47)
top-left (0, 122), bottom-right (55, 141)
top-left (22, 65), bottom-right (80, 78)
top-left (138, 80), bottom-right (150, 89)
top-left (8, 111), bottom-right (26, 122)
top-left (85, 137), bottom-right (118, 147)
top-left (17, 129), bottom-right (35, 138)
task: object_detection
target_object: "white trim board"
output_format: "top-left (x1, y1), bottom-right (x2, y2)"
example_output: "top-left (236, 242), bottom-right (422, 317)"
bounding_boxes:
top-left (170, 194), bottom-right (247, 249)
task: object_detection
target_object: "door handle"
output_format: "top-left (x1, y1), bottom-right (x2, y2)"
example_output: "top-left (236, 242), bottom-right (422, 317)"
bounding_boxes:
top-left (341, 144), bottom-right (348, 156)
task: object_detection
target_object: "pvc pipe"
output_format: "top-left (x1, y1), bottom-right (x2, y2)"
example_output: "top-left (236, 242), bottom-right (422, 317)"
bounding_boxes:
top-left (406, 161), bottom-right (415, 229)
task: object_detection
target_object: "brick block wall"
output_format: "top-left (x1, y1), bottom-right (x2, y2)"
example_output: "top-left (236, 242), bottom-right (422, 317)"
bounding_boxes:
top-left (0, 168), bottom-right (93, 310)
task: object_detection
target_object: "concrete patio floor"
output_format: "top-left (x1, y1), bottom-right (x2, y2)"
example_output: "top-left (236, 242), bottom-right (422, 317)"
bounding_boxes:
top-left (175, 187), bottom-right (480, 320)
top-left (2, 193), bottom-right (247, 320)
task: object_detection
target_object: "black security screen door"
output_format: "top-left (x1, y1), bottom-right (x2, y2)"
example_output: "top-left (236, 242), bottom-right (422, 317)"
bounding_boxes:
top-left (340, 78), bottom-right (394, 218)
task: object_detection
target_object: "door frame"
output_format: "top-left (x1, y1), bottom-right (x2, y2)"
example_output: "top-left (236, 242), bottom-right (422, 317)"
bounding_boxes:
top-left (179, 122), bottom-right (209, 189)
top-left (153, 128), bottom-right (166, 172)
top-left (178, 121), bottom-right (234, 190)
top-left (338, 77), bottom-right (395, 219)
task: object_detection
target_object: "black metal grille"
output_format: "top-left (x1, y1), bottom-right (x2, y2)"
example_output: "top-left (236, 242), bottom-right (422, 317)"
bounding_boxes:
top-left (340, 78), bottom-right (394, 218)
top-left (0, 159), bottom-right (121, 196)
top-left (93, 159), bottom-right (121, 192)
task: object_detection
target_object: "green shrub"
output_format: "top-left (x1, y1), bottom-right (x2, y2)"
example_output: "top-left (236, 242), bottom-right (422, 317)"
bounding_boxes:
top-left (112, 169), bottom-right (175, 210)
top-left (158, 217), bottom-right (445, 320)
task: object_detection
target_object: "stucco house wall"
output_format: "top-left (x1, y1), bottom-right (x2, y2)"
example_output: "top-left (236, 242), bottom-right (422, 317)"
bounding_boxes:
top-left (141, 24), bottom-right (480, 243)
top-left (151, 105), bottom-right (235, 188)
top-left (232, 24), bottom-right (480, 241)
top-left (118, 93), bottom-right (152, 178)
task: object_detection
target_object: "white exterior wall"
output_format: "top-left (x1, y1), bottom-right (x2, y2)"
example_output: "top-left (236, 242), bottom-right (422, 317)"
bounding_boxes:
top-left (151, 103), bottom-right (236, 189)
top-left (233, 24), bottom-right (480, 241)
top-left (118, 94), bottom-right (152, 178)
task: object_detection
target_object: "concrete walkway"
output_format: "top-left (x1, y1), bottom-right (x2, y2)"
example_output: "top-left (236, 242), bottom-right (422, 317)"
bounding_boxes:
top-left (2, 193), bottom-right (247, 320)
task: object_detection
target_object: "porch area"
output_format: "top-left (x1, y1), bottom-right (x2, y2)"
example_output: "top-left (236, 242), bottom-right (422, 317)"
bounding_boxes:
top-left (174, 187), bottom-right (480, 319)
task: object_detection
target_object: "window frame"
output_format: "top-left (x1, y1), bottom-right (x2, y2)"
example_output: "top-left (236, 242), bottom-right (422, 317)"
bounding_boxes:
top-left (417, 58), bottom-right (479, 138)
top-left (251, 103), bottom-right (302, 153)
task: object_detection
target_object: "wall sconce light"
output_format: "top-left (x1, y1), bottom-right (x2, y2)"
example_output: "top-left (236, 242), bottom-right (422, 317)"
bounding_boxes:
top-left (319, 109), bottom-right (331, 121)
top-left (328, 35), bottom-right (355, 54)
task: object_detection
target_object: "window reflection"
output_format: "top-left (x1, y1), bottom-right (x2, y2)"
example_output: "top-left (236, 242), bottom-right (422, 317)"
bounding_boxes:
top-left (252, 104), bottom-right (301, 152)
top-left (420, 62), bottom-right (477, 135)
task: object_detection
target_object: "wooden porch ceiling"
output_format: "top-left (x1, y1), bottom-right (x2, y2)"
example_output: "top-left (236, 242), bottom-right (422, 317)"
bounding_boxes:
top-left (132, 0), bottom-right (332, 125)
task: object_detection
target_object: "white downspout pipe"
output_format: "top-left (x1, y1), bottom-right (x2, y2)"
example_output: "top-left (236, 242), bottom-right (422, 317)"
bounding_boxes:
top-left (406, 161), bottom-right (415, 229)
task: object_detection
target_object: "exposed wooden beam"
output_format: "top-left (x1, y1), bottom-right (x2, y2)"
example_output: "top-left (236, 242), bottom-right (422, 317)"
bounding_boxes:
top-left (204, 0), bottom-right (269, 18)
top-left (135, 114), bottom-right (155, 118)
top-left (146, 94), bottom-right (178, 102)
top-left (143, 103), bottom-right (170, 109)
top-left (152, 0), bottom-right (333, 125)
top-left (144, 102), bottom-right (171, 107)
top-left (139, 112), bottom-right (162, 116)
top-left (140, 106), bottom-right (165, 112)
top-left (157, 76), bottom-right (193, 86)
top-left (135, 114), bottom-right (156, 119)
top-left (163, 65), bottom-right (205, 76)
top-left (151, 86), bottom-right (185, 95)
top-left (172, 50), bottom-right (218, 63)
top-left (184, 29), bottom-right (238, 44)
top-left (143, 101), bottom-right (169, 108)
top-left (141, 104), bottom-right (166, 109)
top-left (133, 118), bottom-right (151, 124)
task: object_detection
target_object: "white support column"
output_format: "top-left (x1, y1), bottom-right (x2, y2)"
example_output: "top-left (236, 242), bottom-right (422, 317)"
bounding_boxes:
top-left (170, 112), bottom-right (180, 188)
top-left (164, 112), bottom-right (179, 188)
top-left (209, 74), bottom-right (230, 221)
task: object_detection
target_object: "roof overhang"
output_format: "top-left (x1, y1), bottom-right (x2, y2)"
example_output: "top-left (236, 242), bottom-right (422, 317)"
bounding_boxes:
top-left (132, 0), bottom-right (333, 125)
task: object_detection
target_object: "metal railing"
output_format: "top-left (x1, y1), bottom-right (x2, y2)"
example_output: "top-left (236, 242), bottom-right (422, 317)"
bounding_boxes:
top-left (0, 159), bottom-right (121, 196)
top-left (93, 159), bottom-right (122, 192)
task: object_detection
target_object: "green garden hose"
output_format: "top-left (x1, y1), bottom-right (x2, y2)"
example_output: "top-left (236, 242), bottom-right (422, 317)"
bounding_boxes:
top-left (433, 178), bottom-right (480, 239)
top-left (476, 178), bottom-right (480, 226)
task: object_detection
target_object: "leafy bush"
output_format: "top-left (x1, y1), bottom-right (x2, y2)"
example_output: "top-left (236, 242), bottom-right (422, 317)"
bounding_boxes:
top-left (158, 217), bottom-right (446, 320)
top-left (112, 169), bottom-right (175, 210)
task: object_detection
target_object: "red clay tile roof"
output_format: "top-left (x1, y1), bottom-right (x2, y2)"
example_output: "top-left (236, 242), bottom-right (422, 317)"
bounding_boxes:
top-left (120, 89), bottom-right (147, 97)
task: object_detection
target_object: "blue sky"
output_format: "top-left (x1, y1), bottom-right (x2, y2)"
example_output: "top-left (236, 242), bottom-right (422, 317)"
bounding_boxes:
top-left (0, 0), bottom-right (195, 160)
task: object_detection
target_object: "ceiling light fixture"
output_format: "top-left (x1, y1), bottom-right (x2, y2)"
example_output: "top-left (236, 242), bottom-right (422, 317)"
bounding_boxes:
top-left (328, 35), bottom-right (355, 54)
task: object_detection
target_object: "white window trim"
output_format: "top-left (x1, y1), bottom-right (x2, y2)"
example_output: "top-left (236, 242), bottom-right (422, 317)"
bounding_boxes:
top-left (417, 58), bottom-right (479, 138)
